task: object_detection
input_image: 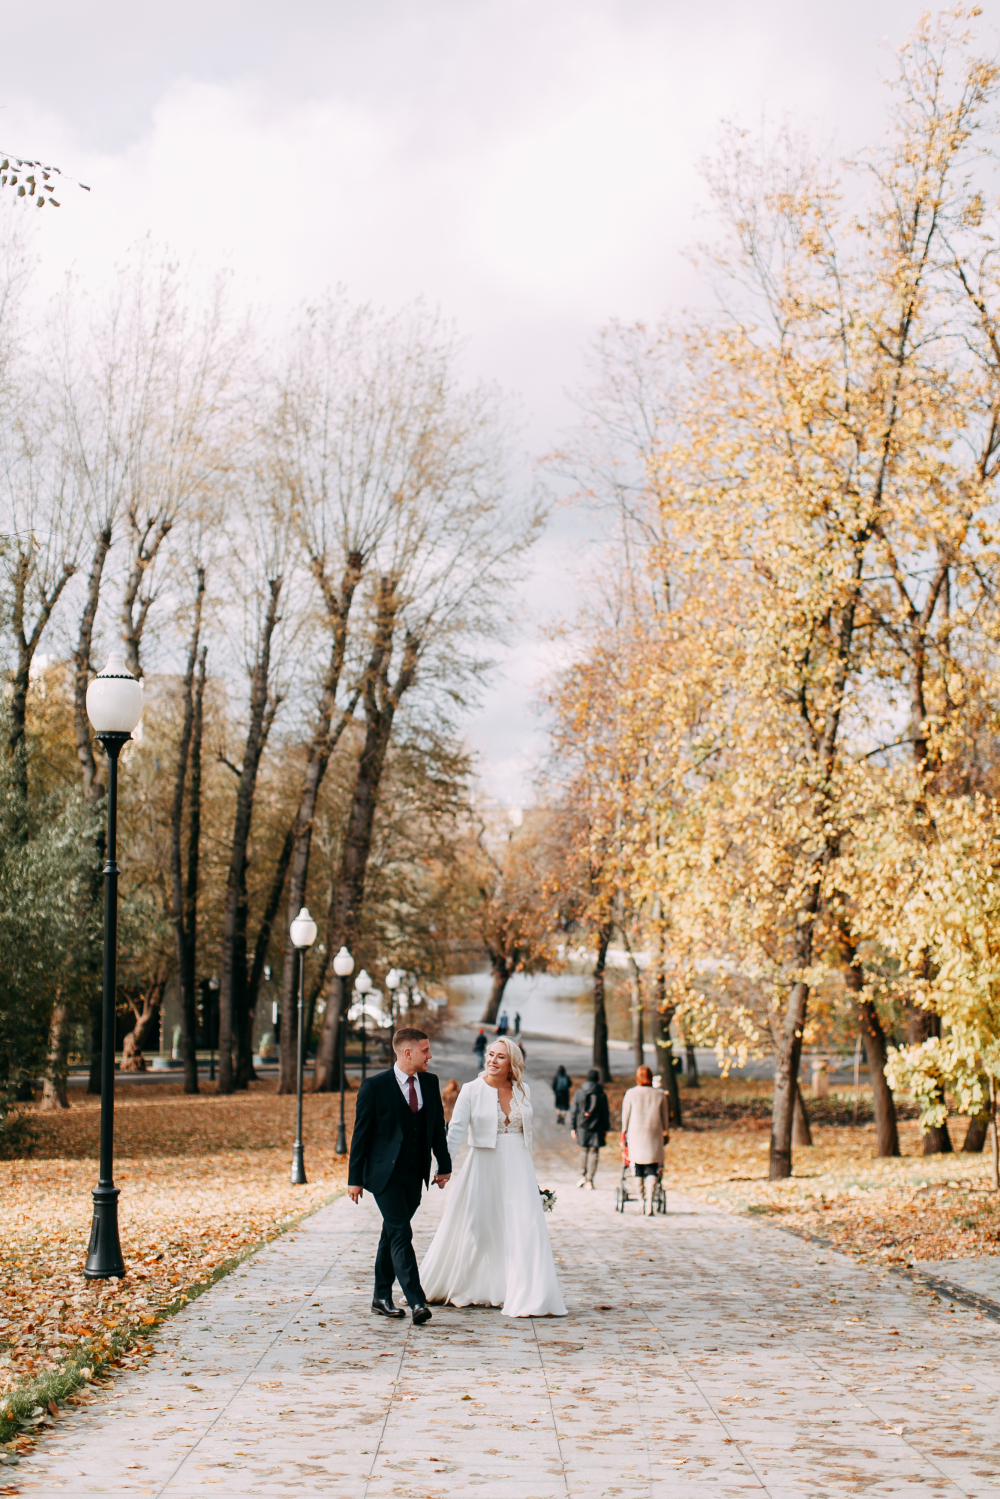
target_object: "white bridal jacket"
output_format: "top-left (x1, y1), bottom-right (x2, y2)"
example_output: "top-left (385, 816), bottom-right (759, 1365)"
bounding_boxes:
top-left (446, 1076), bottom-right (534, 1156)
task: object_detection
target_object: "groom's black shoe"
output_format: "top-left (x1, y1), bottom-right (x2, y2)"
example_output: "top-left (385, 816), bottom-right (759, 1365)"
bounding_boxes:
top-left (371, 1297), bottom-right (406, 1320)
top-left (411, 1304), bottom-right (432, 1325)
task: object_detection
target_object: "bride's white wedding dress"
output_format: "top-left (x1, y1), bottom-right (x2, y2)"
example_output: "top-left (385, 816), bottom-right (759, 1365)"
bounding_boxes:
top-left (420, 1077), bottom-right (566, 1317)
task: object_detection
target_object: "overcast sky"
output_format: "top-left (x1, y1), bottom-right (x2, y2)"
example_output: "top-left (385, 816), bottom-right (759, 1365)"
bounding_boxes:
top-left (1, 0), bottom-right (965, 801)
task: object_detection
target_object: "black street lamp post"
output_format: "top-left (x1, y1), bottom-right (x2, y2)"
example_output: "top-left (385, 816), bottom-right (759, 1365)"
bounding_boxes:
top-left (289, 908), bottom-right (318, 1184)
top-left (84, 651), bottom-right (143, 1281)
top-left (332, 945), bottom-right (354, 1155)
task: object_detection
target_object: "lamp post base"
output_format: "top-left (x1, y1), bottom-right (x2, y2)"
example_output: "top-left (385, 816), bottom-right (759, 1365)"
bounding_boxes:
top-left (335, 1120), bottom-right (347, 1155)
top-left (83, 1185), bottom-right (126, 1279)
top-left (290, 1144), bottom-right (307, 1185)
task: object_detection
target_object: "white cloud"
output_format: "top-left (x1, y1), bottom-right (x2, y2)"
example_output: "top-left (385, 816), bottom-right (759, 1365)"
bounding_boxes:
top-left (0, 0), bottom-right (933, 798)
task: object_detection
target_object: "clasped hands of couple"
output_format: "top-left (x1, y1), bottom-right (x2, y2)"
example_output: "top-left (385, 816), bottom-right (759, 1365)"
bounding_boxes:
top-left (347, 1039), bottom-right (518, 1205)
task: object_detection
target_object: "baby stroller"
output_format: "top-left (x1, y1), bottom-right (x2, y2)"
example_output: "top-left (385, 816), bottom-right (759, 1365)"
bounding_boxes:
top-left (615, 1151), bottom-right (667, 1214)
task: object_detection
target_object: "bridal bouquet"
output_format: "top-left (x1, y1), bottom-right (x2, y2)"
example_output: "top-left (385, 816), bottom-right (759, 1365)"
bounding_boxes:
top-left (539, 1187), bottom-right (556, 1214)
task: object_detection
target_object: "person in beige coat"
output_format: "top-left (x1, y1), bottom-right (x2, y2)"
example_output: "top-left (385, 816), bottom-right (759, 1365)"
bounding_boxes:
top-left (620, 1066), bottom-right (671, 1215)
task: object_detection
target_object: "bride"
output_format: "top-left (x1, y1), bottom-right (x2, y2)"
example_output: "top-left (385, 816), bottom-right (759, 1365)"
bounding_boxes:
top-left (420, 1037), bottom-right (566, 1317)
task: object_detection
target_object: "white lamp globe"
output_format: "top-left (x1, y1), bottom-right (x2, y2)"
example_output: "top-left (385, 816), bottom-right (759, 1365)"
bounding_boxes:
top-left (355, 969), bottom-right (372, 996)
top-left (289, 907), bottom-right (318, 949)
top-left (385, 969), bottom-right (401, 991)
top-left (86, 650), bottom-right (143, 735)
top-left (333, 946), bottom-right (354, 979)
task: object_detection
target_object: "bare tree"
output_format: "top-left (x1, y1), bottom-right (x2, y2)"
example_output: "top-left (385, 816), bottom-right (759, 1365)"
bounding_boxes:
top-left (270, 300), bottom-right (439, 1092)
top-left (1, 413), bottom-right (79, 819)
top-left (169, 569), bottom-right (207, 1093)
top-left (55, 267), bottom-right (168, 1090)
top-left (215, 446), bottom-right (298, 1093)
top-left (312, 359), bottom-right (543, 1088)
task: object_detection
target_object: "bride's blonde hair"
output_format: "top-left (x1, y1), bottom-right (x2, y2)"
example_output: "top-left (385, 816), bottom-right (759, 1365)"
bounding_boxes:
top-left (482, 1037), bottom-right (526, 1091)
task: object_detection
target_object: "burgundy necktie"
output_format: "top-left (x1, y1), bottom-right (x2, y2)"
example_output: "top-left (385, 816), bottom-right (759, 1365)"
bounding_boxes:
top-left (408, 1076), bottom-right (419, 1113)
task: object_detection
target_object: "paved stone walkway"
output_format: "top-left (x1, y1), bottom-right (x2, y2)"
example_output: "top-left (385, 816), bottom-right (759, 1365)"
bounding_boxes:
top-left (12, 1046), bottom-right (1000, 1498)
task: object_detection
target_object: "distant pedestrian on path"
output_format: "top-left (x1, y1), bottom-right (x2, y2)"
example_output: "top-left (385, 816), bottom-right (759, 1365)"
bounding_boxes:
top-left (620, 1066), bottom-right (670, 1215)
top-left (473, 1029), bottom-right (487, 1064)
top-left (496, 1011), bottom-right (509, 1037)
top-left (570, 1069), bottom-right (610, 1189)
top-left (551, 1065), bottom-right (571, 1124)
top-left (513, 1011), bottom-right (521, 1040)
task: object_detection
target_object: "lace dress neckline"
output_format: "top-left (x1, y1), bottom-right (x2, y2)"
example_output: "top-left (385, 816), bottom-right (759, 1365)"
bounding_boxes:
top-left (497, 1091), bottom-right (524, 1135)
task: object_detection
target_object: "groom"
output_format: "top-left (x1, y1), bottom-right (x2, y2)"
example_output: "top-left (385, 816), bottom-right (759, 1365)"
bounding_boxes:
top-left (347, 1027), bottom-right (451, 1325)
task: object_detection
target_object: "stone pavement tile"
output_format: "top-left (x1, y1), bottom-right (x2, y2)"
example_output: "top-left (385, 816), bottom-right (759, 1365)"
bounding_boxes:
top-left (917, 1255), bottom-right (1000, 1304)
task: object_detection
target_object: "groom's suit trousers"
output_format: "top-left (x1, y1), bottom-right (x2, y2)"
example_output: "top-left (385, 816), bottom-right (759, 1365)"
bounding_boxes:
top-left (373, 1165), bottom-right (425, 1308)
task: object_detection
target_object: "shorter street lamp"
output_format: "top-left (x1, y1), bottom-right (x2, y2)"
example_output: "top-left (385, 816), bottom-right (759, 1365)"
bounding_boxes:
top-left (289, 907), bottom-right (318, 1185)
top-left (84, 650), bottom-right (143, 1280)
top-left (333, 945), bottom-right (354, 1154)
top-left (208, 975), bottom-right (219, 1082)
top-left (385, 968), bottom-right (401, 1030)
top-left (355, 970), bottom-right (373, 1082)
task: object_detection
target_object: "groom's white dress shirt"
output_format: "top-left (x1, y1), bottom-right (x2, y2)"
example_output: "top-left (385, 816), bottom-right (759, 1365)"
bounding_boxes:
top-left (393, 1063), bottom-right (423, 1109)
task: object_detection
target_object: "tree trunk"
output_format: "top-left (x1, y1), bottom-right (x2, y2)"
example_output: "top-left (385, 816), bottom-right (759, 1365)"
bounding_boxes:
top-left (626, 949), bottom-right (644, 1070)
top-left (923, 1121), bottom-right (953, 1154)
top-left (170, 577), bottom-right (205, 1096)
top-left (73, 529), bottom-right (112, 806)
top-left (684, 1041), bottom-right (699, 1088)
top-left (481, 960), bottom-right (511, 1026)
top-left (276, 555), bottom-right (363, 1093)
top-left (312, 581), bottom-right (418, 1092)
top-left (841, 932), bottom-right (899, 1156)
top-left (769, 965), bottom-right (810, 1181)
top-left (40, 1002), bottom-right (72, 1111)
top-left (303, 960), bottom-right (327, 1064)
top-left (769, 874), bottom-right (819, 1181)
top-left (182, 648), bottom-right (207, 1094)
top-left (74, 529), bottom-right (113, 1096)
top-left (120, 988), bottom-right (163, 1072)
top-left (962, 1113), bottom-right (989, 1153)
top-left (239, 821), bottom-right (296, 1088)
top-left (227, 869), bottom-right (252, 1091)
top-left (792, 1083), bottom-right (813, 1146)
top-left (653, 1002), bottom-right (682, 1128)
top-left (120, 512), bottom-right (173, 680)
top-left (9, 547), bottom-right (75, 822)
top-left (120, 1029), bottom-right (146, 1072)
top-left (592, 924), bottom-right (612, 1083)
top-left (248, 824), bottom-right (293, 1089)
top-left (218, 576), bottom-right (284, 1095)
top-left (312, 972), bottom-right (350, 1093)
top-left (905, 1001), bottom-right (952, 1154)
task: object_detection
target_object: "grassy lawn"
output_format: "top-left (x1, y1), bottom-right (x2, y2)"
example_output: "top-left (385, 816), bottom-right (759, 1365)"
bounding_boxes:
top-left (0, 1082), bottom-right (354, 1449)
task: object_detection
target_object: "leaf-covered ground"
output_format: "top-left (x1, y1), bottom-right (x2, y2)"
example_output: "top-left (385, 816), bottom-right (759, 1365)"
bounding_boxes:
top-left (603, 1076), bottom-right (1000, 1267)
top-left (4, 1071), bottom-right (998, 1480)
top-left (0, 1082), bottom-right (353, 1454)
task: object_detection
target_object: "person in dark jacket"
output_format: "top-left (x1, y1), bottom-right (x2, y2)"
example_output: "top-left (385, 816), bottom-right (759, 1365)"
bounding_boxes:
top-left (473, 1029), bottom-right (488, 1065)
top-left (551, 1065), bottom-right (571, 1124)
top-left (348, 1028), bottom-right (452, 1324)
top-left (570, 1069), bottom-right (610, 1188)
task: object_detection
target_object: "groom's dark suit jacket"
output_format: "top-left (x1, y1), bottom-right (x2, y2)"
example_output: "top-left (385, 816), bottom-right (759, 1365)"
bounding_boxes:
top-left (348, 1069), bottom-right (452, 1196)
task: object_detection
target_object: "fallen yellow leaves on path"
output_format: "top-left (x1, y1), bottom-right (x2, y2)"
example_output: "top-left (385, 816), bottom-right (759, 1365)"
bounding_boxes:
top-left (0, 1082), bottom-right (354, 1434)
top-left (606, 1078), bottom-right (1000, 1267)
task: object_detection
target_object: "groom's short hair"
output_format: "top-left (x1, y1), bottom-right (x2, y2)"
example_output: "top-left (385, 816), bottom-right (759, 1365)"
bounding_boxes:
top-left (393, 1027), bottom-right (428, 1051)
